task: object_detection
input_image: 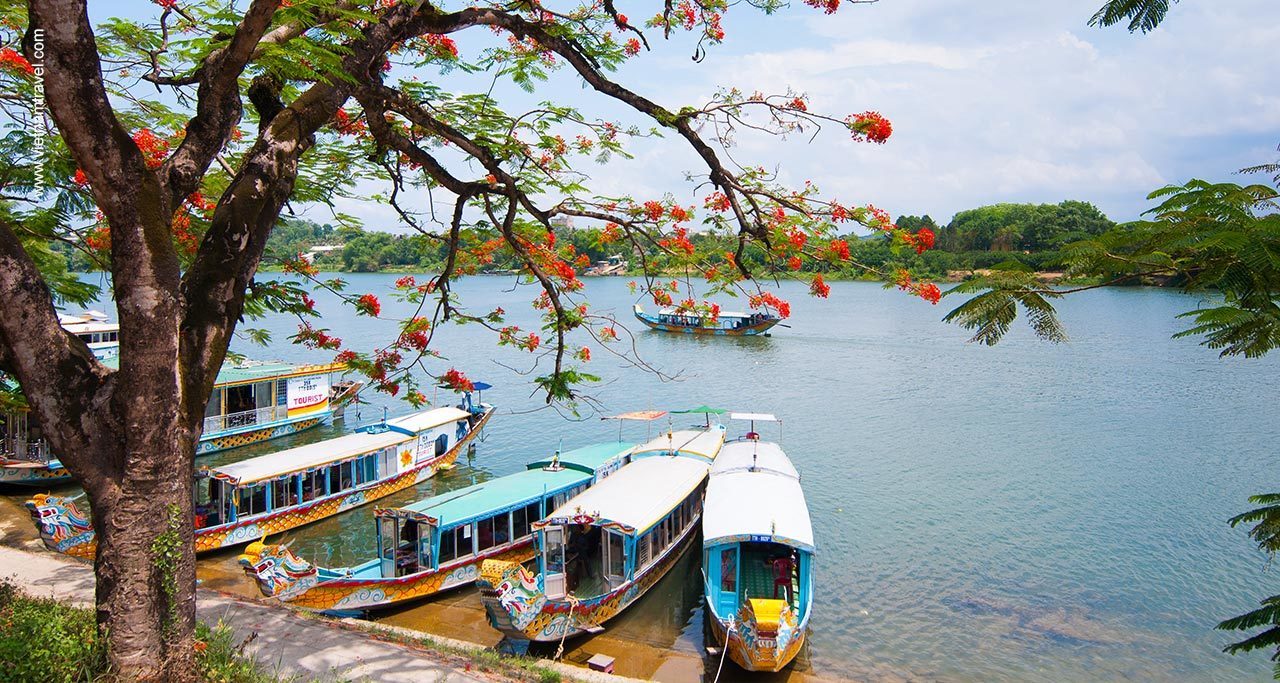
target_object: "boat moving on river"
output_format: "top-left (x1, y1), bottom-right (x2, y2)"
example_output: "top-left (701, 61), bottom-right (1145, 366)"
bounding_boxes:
top-left (633, 304), bottom-right (781, 336)
top-left (237, 441), bottom-right (634, 613)
top-left (476, 424), bottom-right (726, 644)
top-left (702, 413), bottom-right (814, 672)
top-left (25, 397), bottom-right (493, 559)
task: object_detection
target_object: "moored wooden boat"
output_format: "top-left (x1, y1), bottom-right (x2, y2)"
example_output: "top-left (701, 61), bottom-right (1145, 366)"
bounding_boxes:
top-left (25, 400), bottom-right (493, 558)
top-left (1, 357), bottom-right (358, 485)
top-left (476, 425), bottom-right (726, 644)
top-left (236, 441), bottom-right (635, 613)
top-left (702, 415), bottom-right (814, 672)
top-left (633, 304), bottom-right (781, 336)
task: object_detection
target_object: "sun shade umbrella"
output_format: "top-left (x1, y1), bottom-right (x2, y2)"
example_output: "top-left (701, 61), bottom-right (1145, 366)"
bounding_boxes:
top-left (671, 405), bottom-right (728, 426)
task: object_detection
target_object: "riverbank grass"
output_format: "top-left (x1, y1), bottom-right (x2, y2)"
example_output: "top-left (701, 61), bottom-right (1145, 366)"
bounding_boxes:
top-left (0, 580), bottom-right (278, 683)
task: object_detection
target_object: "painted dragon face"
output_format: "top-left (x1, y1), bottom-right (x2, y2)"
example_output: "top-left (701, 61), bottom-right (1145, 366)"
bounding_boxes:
top-left (23, 493), bottom-right (92, 545)
top-left (237, 541), bottom-right (318, 600)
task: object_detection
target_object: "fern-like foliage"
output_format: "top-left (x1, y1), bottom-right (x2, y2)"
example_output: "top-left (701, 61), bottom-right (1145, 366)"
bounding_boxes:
top-left (943, 180), bottom-right (1280, 354)
top-left (1089, 0), bottom-right (1177, 33)
top-left (942, 266), bottom-right (1067, 345)
top-left (1218, 495), bottom-right (1280, 675)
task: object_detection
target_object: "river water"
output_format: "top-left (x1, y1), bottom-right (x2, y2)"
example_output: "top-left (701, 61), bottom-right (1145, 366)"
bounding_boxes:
top-left (5, 274), bottom-right (1277, 681)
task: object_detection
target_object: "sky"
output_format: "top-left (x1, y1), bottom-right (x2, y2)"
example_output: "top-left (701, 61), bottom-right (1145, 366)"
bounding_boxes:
top-left (102, 0), bottom-right (1280, 230)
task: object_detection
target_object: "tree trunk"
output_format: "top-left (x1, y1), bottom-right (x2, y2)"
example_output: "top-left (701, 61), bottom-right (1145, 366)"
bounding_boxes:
top-left (87, 420), bottom-right (199, 682)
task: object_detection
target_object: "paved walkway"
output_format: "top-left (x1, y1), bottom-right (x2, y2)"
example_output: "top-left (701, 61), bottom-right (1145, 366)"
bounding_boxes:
top-left (0, 545), bottom-right (486, 682)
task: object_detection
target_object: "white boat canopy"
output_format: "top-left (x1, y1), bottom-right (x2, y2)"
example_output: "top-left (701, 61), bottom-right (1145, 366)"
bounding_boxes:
top-left (385, 407), bottom-right (471, 434)
top-left (730, 412), bottom-right (779, 423)
top-left (631, 428), bottom-right (726, 462)
top-left (703, 441), bottom-right (814, 552)
top-left (210, 429), bottom-right (409, 485)
top-left (209, 407), bottom-right (468, 485)
top-left (539, 456), bottom-right (710, 534)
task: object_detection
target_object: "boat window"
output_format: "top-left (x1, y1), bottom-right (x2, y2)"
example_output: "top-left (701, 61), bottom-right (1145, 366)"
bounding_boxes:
top-left (301, 469), bottom-right (324, 502)
top-left (204, 389), bottom-right (223, 418)
top-left (271, 476), bottom-right (298, 510)
top-left (494, 512), bottom-right (511, 546)
top-left (438, 525), bottom-right (472, 564)
top-left (396, 520), bottom-right (421, 576)
top-left (513, 501), bottom-right (539, 539)
top-left (193, 478), bottom-right (222, 528)
top-left (438, 524), bottom-right (456, 563)
top-left (720, 548), bottom-right (737, 593)
top-left (606, 531), bottom-right (625, 580)
top-left (416, 521), bottom-right (432, 569)
top-left (362, 454), bottom-right (376, 483)
top-left (544, 528), bottom-right (566, 574)
top-left (637, 534), bottom-right (651, 569)
top-left (338, 460), bottom-right (354, 490)
top-left (377, 447), bottom-right (396, 477)
top-left (379, 517), bottom-right (397, 559)
top-left (255, 381), bottom-right (274, 411)
top-left (477, 516), bottom-right (496, 552)
top-left (237, 484), bottom-right (267, 517)
top-left (434, 433), bottom-right (449, 457)
top-left (225, 384), bottom-right (255, 419)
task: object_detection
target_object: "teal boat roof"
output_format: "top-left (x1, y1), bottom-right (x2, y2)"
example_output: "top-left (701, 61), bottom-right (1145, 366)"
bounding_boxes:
top-left (397, 467), bottom-right (591, 525)
top-left (525, 441), bottom-right (635, 474)
top-left (99, 356), bottom-right (341, 387)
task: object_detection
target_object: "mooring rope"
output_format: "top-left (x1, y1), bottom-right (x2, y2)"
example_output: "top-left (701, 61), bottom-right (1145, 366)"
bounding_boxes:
top-left (553, 594), bottom-right (580, 661)
top-left (711, 617), bottom-right (734, 683)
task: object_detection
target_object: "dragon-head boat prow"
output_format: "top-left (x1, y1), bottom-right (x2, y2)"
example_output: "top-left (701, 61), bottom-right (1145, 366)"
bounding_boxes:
top-left (23, 493), bottom-right (96, 560)
top-left (237, 537), bottom-right (319, 600)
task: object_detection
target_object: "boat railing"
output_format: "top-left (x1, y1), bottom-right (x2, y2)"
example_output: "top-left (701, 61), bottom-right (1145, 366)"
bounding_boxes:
top-left (1, 437), bottom-right (53, 463)
top-left (204, 405), bottom-right (288, 434)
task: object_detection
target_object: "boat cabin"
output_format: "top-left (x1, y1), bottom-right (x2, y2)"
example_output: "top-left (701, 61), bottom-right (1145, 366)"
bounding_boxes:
top-left (533, 454), bottom-right (711, 600)
top-left (654, 309), bottom-right (773, 331)
top-left (193, 407), bottom-right (471, 529)
top-left (702, 441), bottom-right (814, 623)
top-left (195, 360), bottom-right (347, 439)
top-left (59, 311), bottom-right (119, 359)
top-left (374, 441), bottom-right (636, 578)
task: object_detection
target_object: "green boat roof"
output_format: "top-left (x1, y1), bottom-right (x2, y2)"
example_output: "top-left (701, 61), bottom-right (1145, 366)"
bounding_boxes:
top-left (99, 356), bottom-right (342, 387)
top-left (399, 467), bottom-right (591, 525)
top-left (525, 441), bottom-right (636, 474)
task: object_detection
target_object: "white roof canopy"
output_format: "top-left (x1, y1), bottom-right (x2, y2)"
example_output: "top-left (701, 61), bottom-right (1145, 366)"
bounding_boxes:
top-left (730, 412), bottom-right (779, 422)
top-left (210, 430), bottom-right (409, 485)
top-left (542, 456), bottom-right (710, 534)
top-left (631, 428), bottom-right (725, 461)
top-left (210, 407), bottom-right (469, 485)
top-left (703, 441), bottom-right (813, 551)
top-left (386, 407), bottom-right (470, 434)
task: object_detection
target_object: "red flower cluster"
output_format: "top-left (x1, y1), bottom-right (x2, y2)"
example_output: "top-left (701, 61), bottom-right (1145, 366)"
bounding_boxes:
top-left (642, 201), bottom-right (664, 221)
top-left (600, 326), bottom-right (618, 341)
top-left (334, 349), bottom-right (359, 365)
top-left (282, 253), bottom-right (320, 277)
top-left (788, 256), bottom-right (803, 271)
top-left (0, 47), bottom-right (34, 76)
top-left (422, 34), bottom-right (459, 59)
top-left (576, 347), bottom-right (591, 362)
top-left (749, 291), bottom-right (792, 318)
top-left (73, 169), bottom-right (89, 186)
top-left (918, 283), bottom-right (942, 305)
top-left (131, 129), bottom-right (169, 169)
top-left (395, 275), bottom-right (416, 288)
top-left (659, 226), bottom-right (694, 255)
top-left (788, 97), bottom-right (808, 112)
top-left (624, 38), bottom-right (641, 57)
top-left (915, 227), bottom-right (935, 254)
top-left (829, 239), bottom-right (851, 260)
top-left (705, 192), bottom-right (731, 212)
top-left (520, 333), bottom-right (541, 352)
top-left (848, 111), bottom-right (893, 144)
top-left (600, 222), bottom-right (622, 244)
top-left (809, 275), bottom-right (831, 298)
top-left (295, 322), bottom-right (342, 350)
top-left (440, 368), bottom-right (475, 393)
top-left (355, 293), bottom-right (382, 317)
top-left (802, 0), bottom-right (840, 14)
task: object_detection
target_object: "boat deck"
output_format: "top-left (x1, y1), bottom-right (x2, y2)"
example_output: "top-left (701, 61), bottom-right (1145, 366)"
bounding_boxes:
top-left (738, 545), bottom-right (800, 610)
